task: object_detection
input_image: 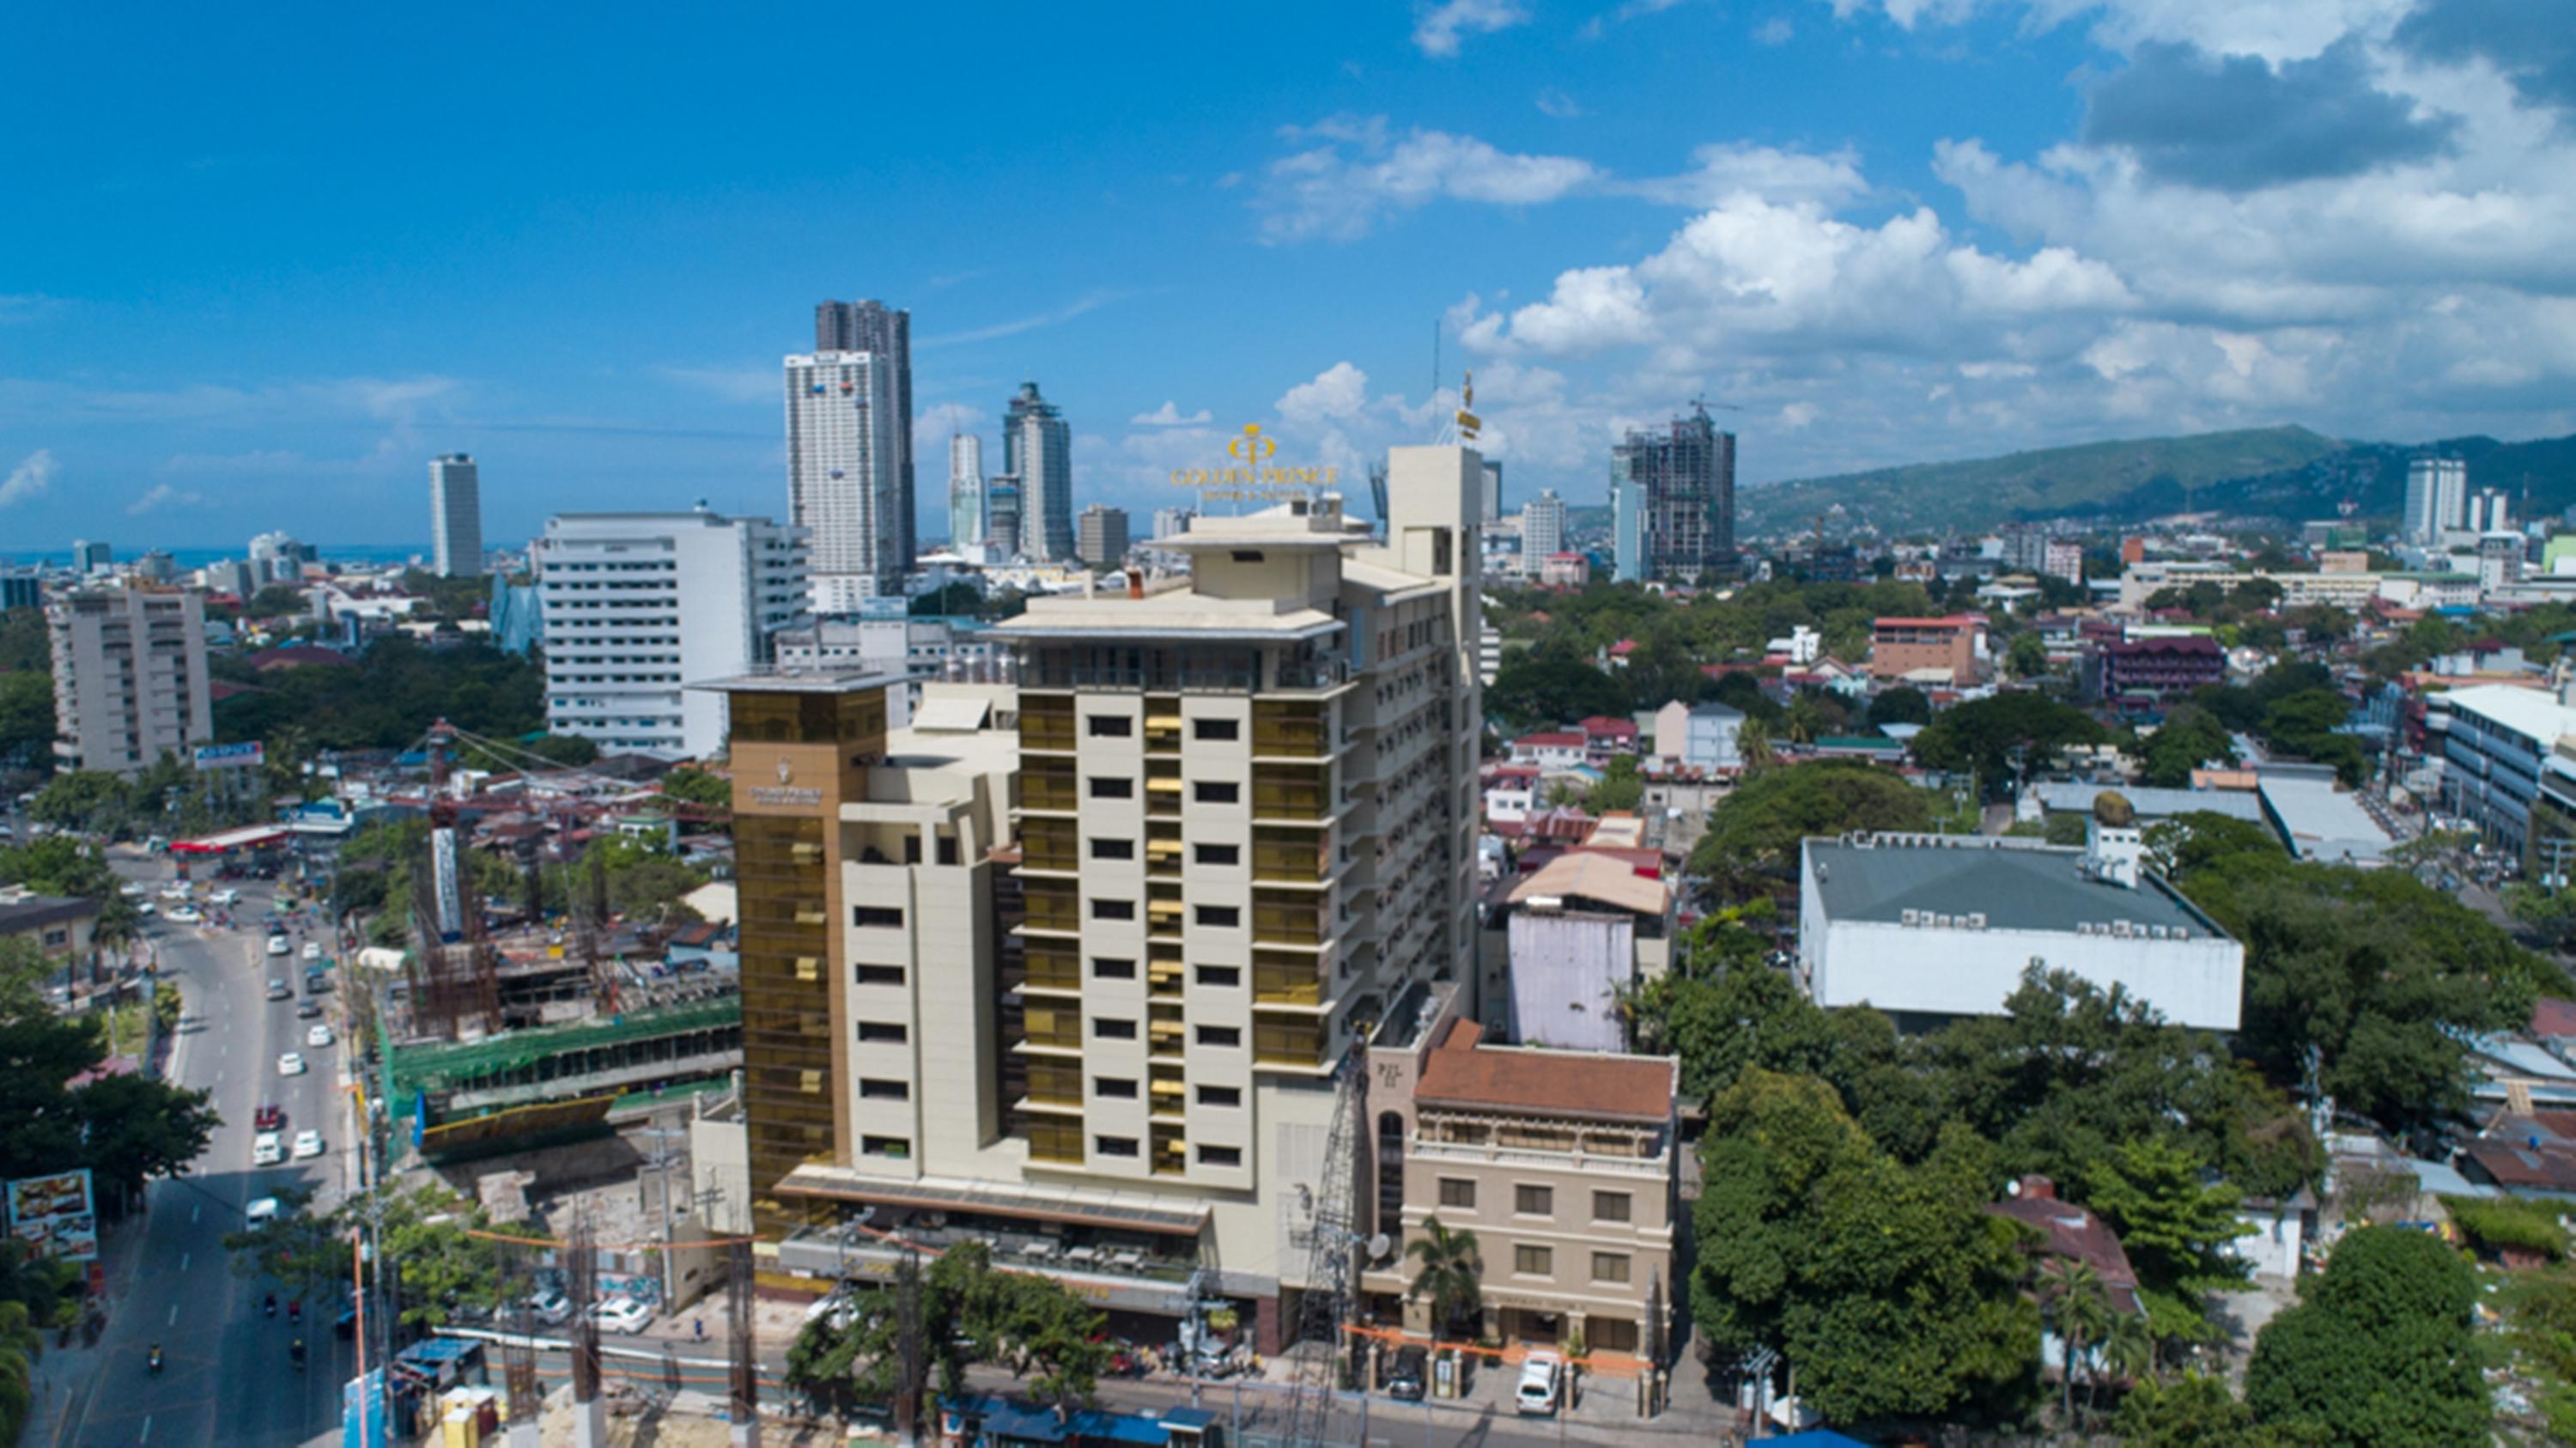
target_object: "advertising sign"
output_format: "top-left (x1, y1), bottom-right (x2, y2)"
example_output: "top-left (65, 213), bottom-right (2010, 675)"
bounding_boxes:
top-left (191, 740), bottom-right (266, 771)
top-left (5, 1169), bottom-right (99, 1263)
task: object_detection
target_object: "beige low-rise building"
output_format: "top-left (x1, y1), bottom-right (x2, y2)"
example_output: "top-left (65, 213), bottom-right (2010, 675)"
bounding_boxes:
top-left (1363, 983), bottom-right (1679, 1361)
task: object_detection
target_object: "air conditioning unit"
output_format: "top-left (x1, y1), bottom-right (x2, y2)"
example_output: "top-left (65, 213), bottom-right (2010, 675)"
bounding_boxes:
top-left (1934, 913), bottom-right (1953, 928)
top-left (1967, 912), bottom-right (1988, 930)
top-left (1901, 909), bottom-right (1922, 927)
top-left (2111, 921), bottom-right (2133, 938)
top-left (2076, 922), bottom-right (2093, 936)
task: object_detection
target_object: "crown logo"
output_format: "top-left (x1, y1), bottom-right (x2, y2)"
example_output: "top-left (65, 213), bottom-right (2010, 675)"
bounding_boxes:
top-left (1228, 423), bottom-right (1278, 465)
top-left (775, 757), bottom-right (793, 785)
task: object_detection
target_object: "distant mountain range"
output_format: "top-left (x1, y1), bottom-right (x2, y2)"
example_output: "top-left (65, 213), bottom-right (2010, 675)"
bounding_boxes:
top-left (1730, 424), bottom-right (2576, 539)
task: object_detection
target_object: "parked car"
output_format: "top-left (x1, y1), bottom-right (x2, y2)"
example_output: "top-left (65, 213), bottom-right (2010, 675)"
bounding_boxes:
top-left (301, 941), bottom-right (321, 962)
top-left (526, 1288), bottom-right (574, 1325)
top-left (591, 1297), bottom-right (653, 1335)
top-left (1382, 1345), bottom-right (1429, 1402)
top-left (306, 1024), bottom-right (335, 1048)
top-left (118, 881), bottom-right (147, 898)
top-left (209, 888), bottom-right (240, 906)
top-left (135, 901), bottom-right (155, 917)
top-left (291, 1130), bottom-right (323, 1160)
top-left (246, 1197), bottom-right (279, 1226)
top-left (254, 1104), bottom-right (285, 1132)
top-left (266, 935), bottom-right (292, 957)
top-left (1515, 1354), bottom-right (1562, 1416)
top-left (166, 905), bottom-right (200, 924)
top-left (276, 1052), bottom-right (306, 1076)
top-left (252, 1132), bottom-right (284, 1166)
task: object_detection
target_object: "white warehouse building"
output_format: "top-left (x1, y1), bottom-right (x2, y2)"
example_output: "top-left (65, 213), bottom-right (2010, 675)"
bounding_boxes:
top-left (1796, 804), bottom-right (2243, 1032)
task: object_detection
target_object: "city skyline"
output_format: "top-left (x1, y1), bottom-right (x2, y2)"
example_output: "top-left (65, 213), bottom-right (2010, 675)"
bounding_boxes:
top-left (6, 3), bottom-right (2570, 547)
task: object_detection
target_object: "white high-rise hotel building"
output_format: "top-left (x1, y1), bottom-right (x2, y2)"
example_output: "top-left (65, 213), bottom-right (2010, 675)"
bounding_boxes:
top-left (536, 508), bottom-right (809, 759)
top-left (429, 453), bottom-right (484, 578)
top-left (786, 351), bottom-right (901, 611)
top-left (2404, 456), bottom-right (2469, 545)
top-left (948, 433), bottom-right (985, 554)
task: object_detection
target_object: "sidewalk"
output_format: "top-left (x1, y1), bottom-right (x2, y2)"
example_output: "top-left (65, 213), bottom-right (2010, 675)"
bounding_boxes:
top-left (20, 1197), bottom-right (155, 1448)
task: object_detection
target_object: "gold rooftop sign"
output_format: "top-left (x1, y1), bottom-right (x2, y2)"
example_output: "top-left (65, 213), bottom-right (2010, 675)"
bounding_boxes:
top-left (1171, 423), bottom-right (1340, 502)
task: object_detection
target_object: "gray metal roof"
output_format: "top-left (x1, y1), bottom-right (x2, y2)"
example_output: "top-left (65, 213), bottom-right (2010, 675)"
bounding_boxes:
top-left (2255, 776), bottom-right (2392, 865)
top-left (2028, 782), bottom-right (2264, 823)
top-left (1806, 838), bottom-right (2229, 939)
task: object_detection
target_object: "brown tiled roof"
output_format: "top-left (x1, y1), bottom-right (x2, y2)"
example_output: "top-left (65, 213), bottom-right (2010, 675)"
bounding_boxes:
top-left (1410, 1019), bottom-right (1676, 1123)
top-left (2461, 1138), bottom-right (2576, 1192)
top-left (2533, 997), bottom-right (2576, 1039)
top-left (1988, 1185), bottom-right (2144, 1316)
top-left (1507, 851), bottom-right (1668, 916)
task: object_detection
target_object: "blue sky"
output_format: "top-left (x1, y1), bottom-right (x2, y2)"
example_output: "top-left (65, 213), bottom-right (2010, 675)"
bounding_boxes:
top-left (3, 0), bottom-right (2570, 551)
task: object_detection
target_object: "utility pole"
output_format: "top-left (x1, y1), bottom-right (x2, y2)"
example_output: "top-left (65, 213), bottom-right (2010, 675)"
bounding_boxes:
top-left (638, 1116), bottom-right (686, 1307)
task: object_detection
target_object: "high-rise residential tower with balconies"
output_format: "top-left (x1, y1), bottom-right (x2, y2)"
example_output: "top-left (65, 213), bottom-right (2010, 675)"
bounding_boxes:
top-left (428, 453), bottom-right (484, 578)
top-left (786, 350), bottom-right (902, 608)
top-left (47, 587), bottom-right (211, 776)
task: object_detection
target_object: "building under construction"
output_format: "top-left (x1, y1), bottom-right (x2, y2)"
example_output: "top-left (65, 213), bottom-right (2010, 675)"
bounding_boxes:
top-left (1610, 403), bottom-right (1738, 584)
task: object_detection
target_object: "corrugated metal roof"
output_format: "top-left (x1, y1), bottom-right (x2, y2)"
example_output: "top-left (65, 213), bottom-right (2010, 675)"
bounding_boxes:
top-left (1806, 838), bottom-right (2225, 939)
top-left (2029, 782), bottom-right (2264, 822)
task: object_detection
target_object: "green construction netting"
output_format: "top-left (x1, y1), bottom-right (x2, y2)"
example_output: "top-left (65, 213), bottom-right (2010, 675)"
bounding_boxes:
top-left (387, 995), bottom-right (740, 1096)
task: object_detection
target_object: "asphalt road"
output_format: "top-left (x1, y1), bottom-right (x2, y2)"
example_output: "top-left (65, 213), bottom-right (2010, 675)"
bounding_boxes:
top-left (60, 856), bottom-right (362, 1448)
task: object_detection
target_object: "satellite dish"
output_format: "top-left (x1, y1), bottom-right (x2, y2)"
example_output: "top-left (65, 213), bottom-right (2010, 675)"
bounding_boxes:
top-left (1367, 1233), bottom-right (1394, 1262)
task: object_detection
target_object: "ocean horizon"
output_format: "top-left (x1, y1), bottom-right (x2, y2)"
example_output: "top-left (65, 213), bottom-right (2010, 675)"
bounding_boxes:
top-left (1, 544), bottom-right (434, 571)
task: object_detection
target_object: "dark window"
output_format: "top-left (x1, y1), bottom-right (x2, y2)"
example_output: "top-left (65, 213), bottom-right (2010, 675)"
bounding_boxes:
top-left (1438, 1178), bottom-right (1476, 1209)
top-left (1195, 1025), bottom-right (1242, 1048)
top-left (1096, 1135), bottom-right (1141, 1158)
top-left (1091, 958), bottom-right (1137, 980)
top-left (859, 1078), bottom-right (909, 1100)
top-left (1087, 715), bottom-right (1133, 737)
top-left (1197, 1144), bottom-right (1243, 1167)
top-left (1193, 781), bottom-right (1240, 805)
top-left (1091, 837), bottom-right (1135, 861)
top-left (860, 1135), bottom-right (910, 1159)
top-left (1194, 843), bottom-right (1240, 867)
top-left (857, 1021), bottom-right (908, 1043)
top-left (1094, 1018), bottom-right (1139, 1040)
top-left (1194, 905), bottom-right (1240, 928)
top-left (852, 906), bottom-right (904, 928)
top-left (902, 833), bottom-right (922, 865)
top-left (854, 965), bottom-right (906, 986)
top-left (1091, 898), bottom-right (1136, 921)
top-left (1194, 964), bottom-right (1241, 988)
top-left (937, 834), bottom-right (960, 866)
top-left (1592, 1191), bottom-right (1632, 1224)
top-left (1094, 1077), bottom-right (1139, 1099)
top-left (1089, 776), bottom-right (1133, 799)
top-left (1229, 551), bottom-right (1264, 563)
top-left (1515, 1184), bottom-right (1552, 1216)
top-left (1194, 718), bottom-right (1240, 741)
top-left (1196, 1085), bottom-right (1242, 1107)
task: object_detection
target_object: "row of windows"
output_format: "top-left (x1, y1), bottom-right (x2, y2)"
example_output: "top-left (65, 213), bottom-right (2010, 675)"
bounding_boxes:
top-left (1083, 776), bottom-right (1249, 806)
top-left (1088, 958), bottom-right (1239, 988)
top-left (1091, 900), bottom-right (1239, 928)
top-left (1504, 1244), bottom-right (1632, 1283)
top-left (1081, 715), bottom-right (1242, 742)
top-left (1087, 1077), bottom-right (1243, 1108)
top-left (1078, 838), bottom-right (1236, 867)
top-left (1089, 1018), bottom-right (1242, 1048)
top-left (1435, 1179), bottom-right (1633, 1224)
top-left (1090, 1134), bottom-right (1242, 1167)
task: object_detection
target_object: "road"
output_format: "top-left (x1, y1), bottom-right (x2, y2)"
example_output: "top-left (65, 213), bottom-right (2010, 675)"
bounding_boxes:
top-left (58, 855), bottom-right (362, 1448)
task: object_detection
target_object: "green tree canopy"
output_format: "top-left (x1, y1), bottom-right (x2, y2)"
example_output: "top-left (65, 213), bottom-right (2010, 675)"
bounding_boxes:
top-left (1487, 654), bottom-right (1626, 728)
top-left (1910, 691), bottom-right (2105, 794)
top-left (1686, 761), bottom-right (1934, 900)
top-left (2245, 1226), bottom-right (2485, 1445)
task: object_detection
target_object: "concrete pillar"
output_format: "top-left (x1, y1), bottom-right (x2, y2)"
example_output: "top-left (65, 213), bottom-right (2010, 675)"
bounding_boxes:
top-left (1255, 1293), bottom-right (1283, 1358)
top-left (568, 1395), bottom-right (606, 1448)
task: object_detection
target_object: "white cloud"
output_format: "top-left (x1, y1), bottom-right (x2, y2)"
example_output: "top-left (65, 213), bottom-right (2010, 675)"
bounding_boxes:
top-left (1277, 362), bottom-right (1371, 426)
top-left (1780, 401), bottom-right (1821, 427)
top-left (1535, 88), bottom-right (1586, 119)
top-left (920, 291), bottom-right (1127, 348)
top-left (125, 482), bottom-right (204, 515)
top-left (1754, 15), bottom-right (1795, 43)
top-left (1627, 143), bottom-right (1869, 209)
top-left (0, 449), bottom-right (55, 508)
top-left (1260, 118), bottom-right (1599, 241)
top-left (1131, 401), bottom-right (1213, 426)
top-left (1413, 0), bottom-right (1531, 57)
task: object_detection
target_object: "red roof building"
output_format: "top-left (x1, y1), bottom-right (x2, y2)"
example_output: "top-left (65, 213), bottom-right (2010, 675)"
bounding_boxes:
top-left (1987, 1175), bottom-right (2144, 1317)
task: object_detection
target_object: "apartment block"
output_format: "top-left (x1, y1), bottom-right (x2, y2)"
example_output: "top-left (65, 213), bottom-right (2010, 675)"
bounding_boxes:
top-left (47, 587), bottom-right (212, 776)
top-left (712, 447), bottom-right (1489, 1353)
top-left (537, 509), bottom-right (809, 759)
top-left (1868, 614), bottom-right (1982, 683)
top-left (1362, 983), bottom-right (1679, 1358)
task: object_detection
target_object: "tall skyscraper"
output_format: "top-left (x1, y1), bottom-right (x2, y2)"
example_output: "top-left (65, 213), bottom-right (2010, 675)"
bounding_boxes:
top-left (984, 477), bottom-right (1023, 557)
top-left (786, 351), bottom-right (902, 604)
top-left (1479, 459), bottom-right (1504, 525)
top-left (1004, 382), bottom-right (1074, 562)
top-left (1077, 503), bottom-right (1130, 568)
top-left (815, 299), bottom-right (916, 569)
top-left (534, 508), bottom-right (809, 759)
top-left (1609, 404), bottom-right (1736, 584)
top-left (48, 587), bottom-right (211, 776)
top-left (70, 540), bottom-right (111, 575)
top-left (1521, 488), bottom-right (1566, 561)
top-left (1151, 507), bottom-right (1197, 541)
top-left (2404, 457), bottom-right (2469, 545)
top-left (428, 453), bottom-right (484, 578)
top-left (948, 433), bottom-right (985, 552)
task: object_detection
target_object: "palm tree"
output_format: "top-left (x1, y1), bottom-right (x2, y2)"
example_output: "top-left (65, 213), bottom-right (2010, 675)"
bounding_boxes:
top-left (2038, 1259), bottom-right (2113, 1430)
top-left (2098, 1310), bottom-right (2156, 1419)
top-left (1405, 1217), bottom-right (1484, 1342)
top-left (1735, 717), bottom-right (1777, 773)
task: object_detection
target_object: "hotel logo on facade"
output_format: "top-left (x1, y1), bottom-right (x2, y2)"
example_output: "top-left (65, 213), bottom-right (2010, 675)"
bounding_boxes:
top-left (1170, 423), bottom-right (1340, 502)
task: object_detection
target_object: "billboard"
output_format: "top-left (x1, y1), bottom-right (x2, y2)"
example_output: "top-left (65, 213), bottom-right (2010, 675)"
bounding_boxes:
top-left (192, 740), bottom-right (266, 771)
top-left (5, 1169), bottom-right (98, 1263)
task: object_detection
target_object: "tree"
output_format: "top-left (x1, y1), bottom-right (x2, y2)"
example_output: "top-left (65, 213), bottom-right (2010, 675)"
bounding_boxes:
top-left (2135, 706), bottom-right (2236, 788)
top-left (0, 834), bottom-right (141, 940)
top-left (2506, 883), bottom-right (2576, 951)
top-left (1487, 655), bottom-right (1625, 728)
top-left (1686, 761), bottom-right (1933, 900)
top-left (1865, 685), bottom-right (1931, 729)
top-left (2004, 630), bottom-right (2050, 679)
top-left (2245, 1226), bottom-right (2485, 1445)
top-left (243, 584), bottom-right (311, 619)
top-left (0, 672), bottom-right (54, 775)
top-left (25, 771), bottom-right (131, 835)
top-left (1587, 755), bottom-right (1643, 815)
top-left (2112, 1372), bottom-right (2257, 1446)
top-left (223, 1185), bottom-right (353, 1303)
top-left (2081, 1137), bottom-right (2252, 1348)
top-left (660, 766), bottom-right (732, 813)
top-left (2037, 1259), bottom-right (2113, 1428)
top-left (1691, 1070), bottom-right (2039, 1424)
top-left (786, 1240), bottom-right (1106, 1421)
top-left (374, 1186), bottom-right (507, 1328)
top-left (1911, 691), bottom-right (2105, 794)
top-left (1404, 1217), bottom-right (1483, 1339)
top-left (70, 1073), bottom-right (222, 1213)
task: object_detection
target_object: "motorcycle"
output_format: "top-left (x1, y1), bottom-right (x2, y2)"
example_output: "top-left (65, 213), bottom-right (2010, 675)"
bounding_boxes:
top-left (289, 1338), bottom-right (306, 1372)
top-left (287, 1299), bottom-right (301, 1325)
top-left (263, 1294), bottom-right (276, 1318)
top-left (147, 1344), bottom-right (163, 1375)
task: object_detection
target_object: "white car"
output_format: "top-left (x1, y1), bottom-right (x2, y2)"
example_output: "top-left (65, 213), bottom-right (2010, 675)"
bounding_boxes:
top-left (160, 884), bottom-right (192, 901)
top-left (118, 882), bottom-right (147, 898)
top-left (135, 901), bottom-right (155, 917)
top-left (266, 935), bottom-right (292, 957)
top-left (276, 1052), bottom-right (307, 1077)
top-left (246, 1197), bottom-right (280, 1226)
top-left (252, 1132), bottom-right (284, 1166)
top-left (210, 888), bottom-right (241, 906)
top-left (1515, 1353), bottom-right (1562, 1416)
top-left (590, 1297), bottom-right (653, 1335)
top-left (305, 1024), bottom-right (335, 1048)
top-left (167, 905), bottom-right (202, 924)
top-left (526, 1288), bottom-right (574, 1325)
top-left (301, 940), bottom-right (322, 961)
top-left (291, 1130), bottom-right (324, 1160)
